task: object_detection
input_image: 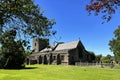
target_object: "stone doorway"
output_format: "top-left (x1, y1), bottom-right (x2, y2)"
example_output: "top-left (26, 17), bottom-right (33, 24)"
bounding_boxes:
top-left (57, 54), bottom-right (61, 65)
top-left (39, 56), bottom-right (42, 64)
top-left (43, 55), bottom-right (48, 64)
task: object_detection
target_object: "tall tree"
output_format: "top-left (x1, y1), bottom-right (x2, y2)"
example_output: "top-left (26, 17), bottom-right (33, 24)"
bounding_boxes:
top-left (109, 26), bottom-right (120, 63)
top-left (0, 0), bottom-right (56, 69)
top-left (86, 0), bottom-right (120, 22)
top-left (0, 0), bottom-right (55, 40)
top-left (0, 30), bottom-right (26, 69)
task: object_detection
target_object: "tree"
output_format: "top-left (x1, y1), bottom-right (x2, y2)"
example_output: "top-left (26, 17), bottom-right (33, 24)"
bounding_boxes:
top-left (95, 54), bottom-right (102, 63)
top-left (0, 0), bottom-right (55, 39)
top-left (109, 26), bottom-right (120, 63)
top-left (86, 0), bottom-right (120, 22)
top-left (0, 30), bottom-right (25, 69)
top-left (101, 54), bottom-right (113, 63)
top-left (0, 0), bottom-right (56, 69)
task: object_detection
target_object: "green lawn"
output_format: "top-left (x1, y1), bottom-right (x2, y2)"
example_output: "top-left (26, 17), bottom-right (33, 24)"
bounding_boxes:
top-left (0, 65), bottom-right (120, 80)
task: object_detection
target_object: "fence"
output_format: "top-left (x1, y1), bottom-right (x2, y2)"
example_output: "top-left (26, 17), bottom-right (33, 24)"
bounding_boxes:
top-left (75, 62), bottom-right (117, 68)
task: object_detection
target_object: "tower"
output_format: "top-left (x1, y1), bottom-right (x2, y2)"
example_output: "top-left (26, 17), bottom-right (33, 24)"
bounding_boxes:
top-left (32, 38), bottom-right (49, 52)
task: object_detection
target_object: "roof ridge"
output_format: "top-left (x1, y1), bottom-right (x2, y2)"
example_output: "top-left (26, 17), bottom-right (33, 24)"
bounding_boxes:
top-left (61, 40), bottom-right (80, 44)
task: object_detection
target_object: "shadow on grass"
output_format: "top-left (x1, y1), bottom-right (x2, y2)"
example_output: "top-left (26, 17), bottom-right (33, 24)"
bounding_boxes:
top-left (0, 66), bottom-right (38, 70)
top-left (24, 66), bottom-right (38, 69)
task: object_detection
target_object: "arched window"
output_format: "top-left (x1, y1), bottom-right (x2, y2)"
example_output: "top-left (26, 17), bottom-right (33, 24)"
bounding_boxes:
top-left (35, 43), bottom-right (36, 46)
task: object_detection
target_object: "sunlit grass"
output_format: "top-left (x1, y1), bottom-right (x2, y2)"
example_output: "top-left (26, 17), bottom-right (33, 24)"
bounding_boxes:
top-left (0, 64), bottom-right (120, 80)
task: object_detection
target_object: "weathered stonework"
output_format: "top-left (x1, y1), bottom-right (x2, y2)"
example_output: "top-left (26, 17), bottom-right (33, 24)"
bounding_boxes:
top-left (27, 39), bottom-right (94, 65)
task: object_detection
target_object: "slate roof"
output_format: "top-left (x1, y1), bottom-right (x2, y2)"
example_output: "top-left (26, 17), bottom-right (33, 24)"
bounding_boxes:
top-left (55, 40), bottom-right (80, 51)
top-left (40, 47), bottom-right (52, 52)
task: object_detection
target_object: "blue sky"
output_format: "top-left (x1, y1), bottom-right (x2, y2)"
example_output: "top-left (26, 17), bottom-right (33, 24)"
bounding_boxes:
top-left (34, 0), bottom-right (120, 56)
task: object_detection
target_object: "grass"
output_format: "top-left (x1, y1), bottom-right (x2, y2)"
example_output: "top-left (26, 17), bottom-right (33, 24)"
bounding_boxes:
top-left (0, 65), bottom-right (120, 80)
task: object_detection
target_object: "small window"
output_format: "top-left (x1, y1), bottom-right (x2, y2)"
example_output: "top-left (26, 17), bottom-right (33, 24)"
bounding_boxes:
top-left (61, 55), bottom-right (64, 60)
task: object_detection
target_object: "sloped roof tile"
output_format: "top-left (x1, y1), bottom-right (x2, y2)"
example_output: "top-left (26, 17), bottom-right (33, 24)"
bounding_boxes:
top-left (55, 40), bottom-right (80, 51)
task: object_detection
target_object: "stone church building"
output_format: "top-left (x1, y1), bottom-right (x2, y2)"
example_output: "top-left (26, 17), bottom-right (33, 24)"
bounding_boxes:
top-left (27, 39), bottom-right (94, 65)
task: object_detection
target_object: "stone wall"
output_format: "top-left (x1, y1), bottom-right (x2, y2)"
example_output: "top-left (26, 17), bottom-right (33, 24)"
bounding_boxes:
top-left (32, 38), bottom-right (49, 52)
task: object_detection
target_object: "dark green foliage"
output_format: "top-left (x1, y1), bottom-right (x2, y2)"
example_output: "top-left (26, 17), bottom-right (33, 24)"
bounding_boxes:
top-left (101, 54), bottom-right (113, 63)
top-left (0, 0), bottom-right (55, 69)
top-left (39, 38), bottom-right (49, 47)
top-left (25, 50), bottom-right (31, 56)
top-left (0, 30), bottom-right (25, 69)
top-left (109, 26), bottom-right (120, 63)
top-left (95, 54), bottom-right (102, 63)
top-left (0, 0), bottom-right (56, 48)
top-left (114, 54), bottom-right (120, 63)
top-left (0, 0), bottom-right (55, 38)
